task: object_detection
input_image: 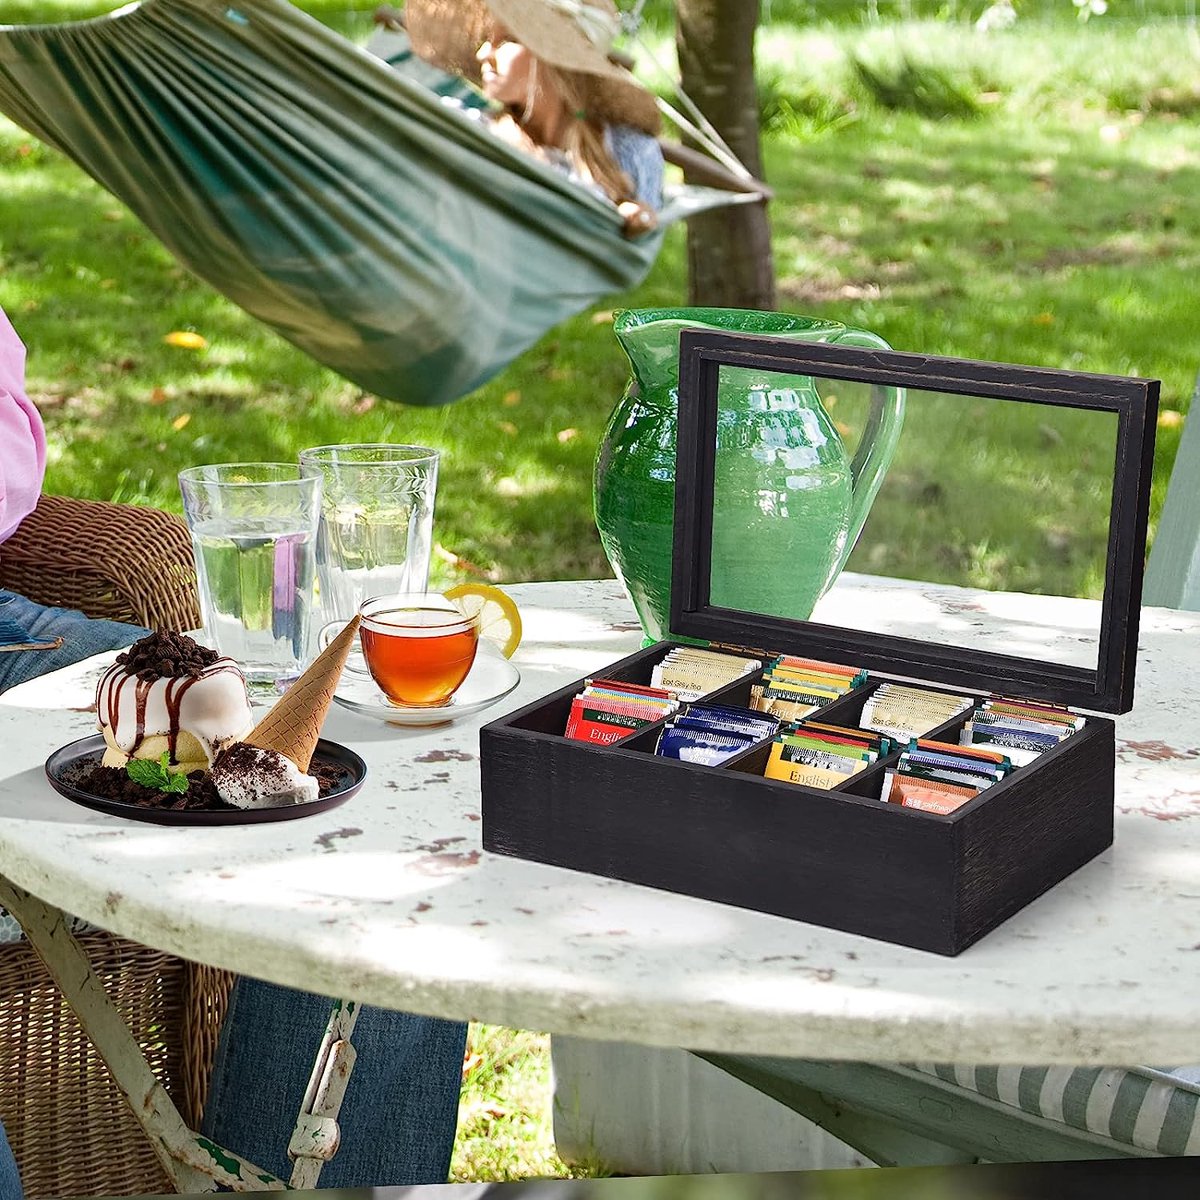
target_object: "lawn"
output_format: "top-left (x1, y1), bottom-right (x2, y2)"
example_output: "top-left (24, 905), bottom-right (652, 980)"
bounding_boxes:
top-left (3, 0), bottom-right (1199, 1182)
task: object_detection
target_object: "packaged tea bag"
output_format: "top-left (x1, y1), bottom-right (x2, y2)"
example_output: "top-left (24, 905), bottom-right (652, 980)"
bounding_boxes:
top-left (651, 647), bottom-right (761, 702)
top-left (654, 702), bottom-right (779, 765)
top-left (880, 738), bottom-right (1014, 812)
top-left (960, 696), bottom-right (1082, 765)
top-left (656, 726), bottom-right (755, 766)
top-left (861, 682), bottom-right (974, 740)
top-left (750, 656), bottom-right (866, 720)
top-left (762, 722), bottom-right (889, 788)
top-left (764, 756), bottom-right (859, 790)
top-left (564, 680), bottom-right (679, 744)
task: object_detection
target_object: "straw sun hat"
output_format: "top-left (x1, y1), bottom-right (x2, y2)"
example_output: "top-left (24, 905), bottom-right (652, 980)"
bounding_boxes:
top-left (405, 0), bottom-right (661, 133)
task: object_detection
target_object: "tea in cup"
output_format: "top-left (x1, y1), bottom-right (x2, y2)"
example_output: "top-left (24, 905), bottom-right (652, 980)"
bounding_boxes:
top-left (322, 593), bottom-right (479, 707)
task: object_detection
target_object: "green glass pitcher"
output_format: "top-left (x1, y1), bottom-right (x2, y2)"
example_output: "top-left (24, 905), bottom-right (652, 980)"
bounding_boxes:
top-left (593, 308), bottom-right (906, 643)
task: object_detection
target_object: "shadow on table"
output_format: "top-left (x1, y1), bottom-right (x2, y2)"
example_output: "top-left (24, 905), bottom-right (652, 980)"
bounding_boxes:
top-left (0, 765), bottom-right (123, 825)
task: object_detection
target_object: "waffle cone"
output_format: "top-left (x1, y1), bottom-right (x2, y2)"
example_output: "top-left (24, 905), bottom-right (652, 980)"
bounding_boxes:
top-left (246, 616), bottom-right (362, 771)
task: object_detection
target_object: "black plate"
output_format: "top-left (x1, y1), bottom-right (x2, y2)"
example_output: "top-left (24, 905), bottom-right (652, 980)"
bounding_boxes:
top-left (44, 735), bottom-right (367, 826)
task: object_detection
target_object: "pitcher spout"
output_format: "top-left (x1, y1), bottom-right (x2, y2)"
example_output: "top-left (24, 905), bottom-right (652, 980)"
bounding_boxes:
top-left (613, 307), bottom-right (849, 395)
top-left (612, 309), bottom-right (690, 396)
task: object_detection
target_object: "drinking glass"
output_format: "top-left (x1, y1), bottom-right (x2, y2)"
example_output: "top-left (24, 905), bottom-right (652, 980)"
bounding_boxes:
top-left (178, 463), bottom-right (322, 687)
top-left (298, 444), bottom-right (440, 623)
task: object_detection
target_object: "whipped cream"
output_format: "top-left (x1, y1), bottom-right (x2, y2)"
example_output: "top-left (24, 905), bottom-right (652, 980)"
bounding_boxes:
top-left (96, 656), bottom-right (254, 765)
top-left (210, 743), bottom-right (319, 809)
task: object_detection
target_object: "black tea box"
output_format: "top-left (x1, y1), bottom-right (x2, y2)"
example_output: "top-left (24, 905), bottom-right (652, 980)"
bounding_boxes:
top-left (480, 334), bottom-right (1158, 955)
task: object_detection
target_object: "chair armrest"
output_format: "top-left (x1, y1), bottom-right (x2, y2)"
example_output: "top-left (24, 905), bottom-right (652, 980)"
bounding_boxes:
top-left (0, 494), bottom-right (200, 632)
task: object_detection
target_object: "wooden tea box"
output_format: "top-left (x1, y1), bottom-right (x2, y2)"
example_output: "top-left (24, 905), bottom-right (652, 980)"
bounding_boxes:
top-left (480, 334), bottom-right (1158, 955)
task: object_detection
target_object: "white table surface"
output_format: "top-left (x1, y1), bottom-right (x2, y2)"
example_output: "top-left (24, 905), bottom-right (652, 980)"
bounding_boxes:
top-left (1, 577), bottom-right (1198, 1066)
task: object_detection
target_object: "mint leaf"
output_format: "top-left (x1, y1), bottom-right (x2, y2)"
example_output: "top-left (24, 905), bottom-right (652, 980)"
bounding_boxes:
top-left (126, 751), bottom-right (189, 794)
top-left (127, 757), bottom-right (168, 787)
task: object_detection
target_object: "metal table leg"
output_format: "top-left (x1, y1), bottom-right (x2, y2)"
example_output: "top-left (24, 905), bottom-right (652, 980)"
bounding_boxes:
top-left (288, 998), bottom-right (362, 1189)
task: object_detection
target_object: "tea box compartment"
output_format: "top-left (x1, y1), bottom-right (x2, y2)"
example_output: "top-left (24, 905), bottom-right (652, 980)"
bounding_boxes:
top-left (480, 335), bottom-right (1156, 956)
top-left (481, 637), bottom-right (1114, 956)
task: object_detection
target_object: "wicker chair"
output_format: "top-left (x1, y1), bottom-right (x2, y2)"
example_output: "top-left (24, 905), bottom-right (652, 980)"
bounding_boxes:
top-left (0, 494), bottom-right (234, 1198)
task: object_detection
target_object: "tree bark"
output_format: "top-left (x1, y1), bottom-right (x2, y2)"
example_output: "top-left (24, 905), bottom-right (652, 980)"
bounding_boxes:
top-left (675, 0), bottom-right (776, 309)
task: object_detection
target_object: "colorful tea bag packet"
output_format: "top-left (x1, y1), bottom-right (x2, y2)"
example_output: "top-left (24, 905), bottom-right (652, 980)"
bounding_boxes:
top-left (750, 655), bottom-right (867, 721)
top-left (763, 722), bottom-right (891, 790)
top-left (960, 696), bottom-right (1084, 766)
top-left (860, 682), bottom-right (974, 740)
top-left (655, 703), bottom-right (780, 766)
top-left (564, 679), bottom-right (679, 745)
top-left (650, 647), bottom-right (761, 702)
top-left (881, 739), bottom-right (1013, 814)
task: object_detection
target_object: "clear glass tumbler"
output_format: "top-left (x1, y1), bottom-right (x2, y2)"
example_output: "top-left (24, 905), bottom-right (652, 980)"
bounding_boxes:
top-left (298, 444), bottom-right (440, 623)
top-left (178, 463), bottom-right (323, 688)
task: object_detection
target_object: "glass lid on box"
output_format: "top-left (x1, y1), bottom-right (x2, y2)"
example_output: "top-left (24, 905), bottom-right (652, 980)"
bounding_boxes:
top-left (670, 333), bottom-right (1157, 713)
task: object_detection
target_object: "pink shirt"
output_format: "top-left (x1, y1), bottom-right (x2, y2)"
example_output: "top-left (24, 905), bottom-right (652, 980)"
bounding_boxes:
top-left (0, 306), bottom-right (46, 544)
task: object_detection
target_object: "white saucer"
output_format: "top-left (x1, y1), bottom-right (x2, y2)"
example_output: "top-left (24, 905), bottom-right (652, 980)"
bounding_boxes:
top-left (332, 643), bottom-right (521, 726)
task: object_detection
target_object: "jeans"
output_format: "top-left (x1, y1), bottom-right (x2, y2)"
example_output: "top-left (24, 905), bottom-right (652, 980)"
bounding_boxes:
top-left (202, 978), bottom-right (467, 1186)
top-left (0, 590), bottom-right (149, 692)
top-left (0, 1127), bottom-right (18, 1200)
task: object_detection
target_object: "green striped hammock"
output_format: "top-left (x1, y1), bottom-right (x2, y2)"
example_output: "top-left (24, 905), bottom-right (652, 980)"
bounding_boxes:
top-left (0, 0), bottom-right (748, 405)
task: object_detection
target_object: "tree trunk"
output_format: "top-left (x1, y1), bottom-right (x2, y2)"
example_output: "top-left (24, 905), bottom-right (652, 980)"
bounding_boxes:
top-left (675, 0), bottom-right (775, 309)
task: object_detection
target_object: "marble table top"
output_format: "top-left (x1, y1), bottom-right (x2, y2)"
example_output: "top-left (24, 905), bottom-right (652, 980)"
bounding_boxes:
top-left (1, 577), bottom-right (1198, 1066)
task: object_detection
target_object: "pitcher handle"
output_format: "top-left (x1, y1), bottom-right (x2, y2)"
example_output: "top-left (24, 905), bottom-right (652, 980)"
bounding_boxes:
top-left (829, 328), bottom-right (906, 573)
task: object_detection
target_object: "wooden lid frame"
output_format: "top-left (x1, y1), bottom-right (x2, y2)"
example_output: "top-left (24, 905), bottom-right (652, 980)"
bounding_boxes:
top-left (671, 331), bottom-right (1158, 714)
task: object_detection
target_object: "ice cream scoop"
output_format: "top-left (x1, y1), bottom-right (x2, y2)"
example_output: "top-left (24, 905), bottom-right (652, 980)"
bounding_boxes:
top-left (96, 631), bottom-right (255, 772)
top-left (209, 742), bottom-right (319, 809)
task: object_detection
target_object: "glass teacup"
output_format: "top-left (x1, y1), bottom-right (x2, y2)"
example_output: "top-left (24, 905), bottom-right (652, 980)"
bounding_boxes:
top-left (321, 593), bottom-right (479, 707)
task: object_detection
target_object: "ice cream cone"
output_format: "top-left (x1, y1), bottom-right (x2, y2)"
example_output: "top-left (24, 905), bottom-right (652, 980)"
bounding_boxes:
top-left (245, 616), bottom-right (362, 772)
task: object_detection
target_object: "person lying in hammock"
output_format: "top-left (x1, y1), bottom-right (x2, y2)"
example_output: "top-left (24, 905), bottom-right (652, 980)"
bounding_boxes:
top-left (402, 0), bottom-right (664, 236)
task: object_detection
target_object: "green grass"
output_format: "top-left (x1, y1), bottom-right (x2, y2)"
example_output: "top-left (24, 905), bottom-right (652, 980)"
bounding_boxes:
top-left (4, 3), bottom-right (1200, 1180)
top-left (758, 96), bottom-right (1200, 595)
top-left (452, 1025), bottom-right (610, 1181)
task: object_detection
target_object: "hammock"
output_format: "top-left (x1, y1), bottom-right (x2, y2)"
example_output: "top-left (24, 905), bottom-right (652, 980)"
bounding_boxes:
top-left (0, 0), bottom-right (756, 406)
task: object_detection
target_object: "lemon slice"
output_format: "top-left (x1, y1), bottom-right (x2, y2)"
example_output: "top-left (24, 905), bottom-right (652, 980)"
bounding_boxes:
top-left (443, 583), bottom-right (523, 659)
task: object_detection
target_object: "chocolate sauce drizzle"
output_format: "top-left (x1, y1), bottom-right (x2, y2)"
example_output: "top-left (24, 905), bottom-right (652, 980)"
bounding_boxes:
top-left (98, 658), bottom-right (244, 764)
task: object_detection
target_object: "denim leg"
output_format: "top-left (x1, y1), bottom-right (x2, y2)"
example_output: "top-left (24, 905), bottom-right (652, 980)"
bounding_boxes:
top-left (0, 1123), bottom-right (22, 1200)
top-left (0, 591), bottom-right (148, 693)
top-left (201, 977), bottom-right (466, 1187)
